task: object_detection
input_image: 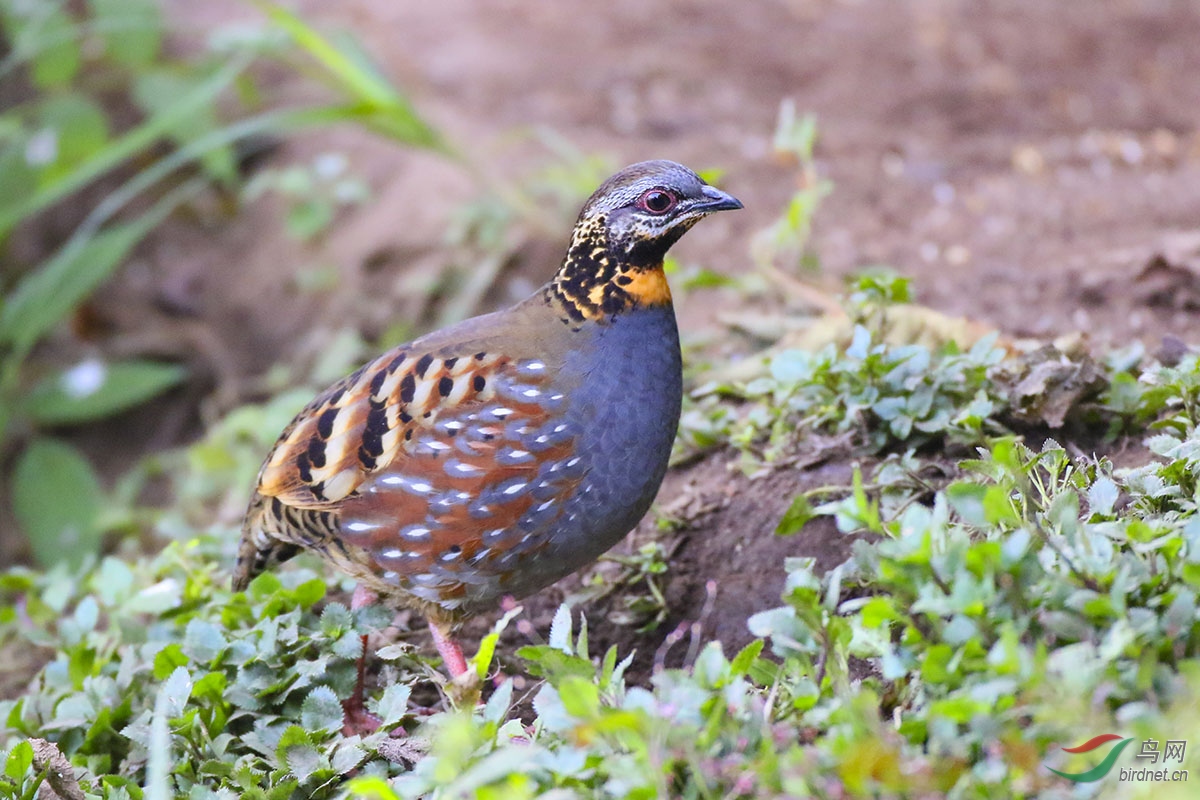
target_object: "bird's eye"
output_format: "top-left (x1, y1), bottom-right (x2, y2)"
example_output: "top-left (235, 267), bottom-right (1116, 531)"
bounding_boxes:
top-left (637, 189), bottom-right (677, 215)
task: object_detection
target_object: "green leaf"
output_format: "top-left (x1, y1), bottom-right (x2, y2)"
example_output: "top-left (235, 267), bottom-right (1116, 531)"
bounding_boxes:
top-left (473, 631), bottom-right (499, 680)
top-left (370, 683), bottom-right (411, 728)
top-left (247, 571), bottom-right (283, 600)
top-left (548, 604), bottom-right (573, 654)
top-left (24, 359), bottom-right (186, 426)
top-left (88, 0), bottom-right (162, 67)
top-left (681, 267), bottom-right (739, 290)
top-left (921, 644), bottom-right (954, 684)
top-left (1087, 476), bottom-right (1119, 517)
top-left (516, 646), bottom-right (595, 681)
top-left (769, 349), bottom-right (813, 385)
top-left (482, 679), bottom-right (512, 725)
top-left (693, 642), bottom-right (730, 686)
top-left (344, 775), bottom-right (401, 800)
top-left (91, 556), bottom-right (134, 604)
top-left (730, 639), bottom-right (764, 677)
top-left (859, 596), bottom-right (898, 628)
top-left (277, 725), bottom-right (322, 782)
top-left (125, 577), bottom-right (183, 614)
top-left (929, 696), bottom-right (985, 724)
top-left (12, 438), bottom-right (105, 568)
top-left (946, 482), bottom-right (988, 528)
top-left (146, 668), bottom-right (191, 800)
top-left (73, 595), bottom-right (99, 634)
top-left (183, 619), bottom-right (228, 664)
top-left (749, 607), bottom-right (818, 662)
top-left (160, 666), bottom-right (194, 718)
top-left (28, 7), bottom-right (81, 88)
top-left (776, 493), bottom-right (816, 535)
top-left (1, 226), bottom-right (135, 352)
top-left (153, 643), bottom-right (188, 680)
top-left (556, 676), bottom-right (600, 719)
top-left (33, 93), bottom-right (111, 185)
top-left (292, 578), bottom-right (326, 608)
top-left (319, 603), bottom-right (352, 636)
top-left (192, 671), bottom-right (227, 705)
top-left (331, 630), bottom-right (364, 659)
top-left (4, 739), bottom-right (34, 781)
top-left (846, 325), bottom-right (872, 360)
top-left (981, 485), bottom-right (1020, 525)
top-left (330, 739), bottom-right (367, 775)
top-left (300, 686), bottom-right (343, 734)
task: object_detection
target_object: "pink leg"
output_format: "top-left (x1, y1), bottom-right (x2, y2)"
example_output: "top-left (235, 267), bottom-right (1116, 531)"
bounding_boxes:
top-left (351, 584), bottom-right (379, 610)
top-left (428, 620), bottom-right (468, 678)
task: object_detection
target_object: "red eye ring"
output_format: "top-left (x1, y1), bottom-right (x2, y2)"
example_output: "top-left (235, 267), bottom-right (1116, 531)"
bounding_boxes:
top-left (637, 188), bottom-right (677, 215)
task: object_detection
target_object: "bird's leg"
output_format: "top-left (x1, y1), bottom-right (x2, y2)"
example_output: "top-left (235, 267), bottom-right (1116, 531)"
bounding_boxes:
top-left (429, 619), bottom-right (482, 708)
top-left (428, 619), bottom-right (468, 678)
top-left (342, 584), bottom-right (381, 735)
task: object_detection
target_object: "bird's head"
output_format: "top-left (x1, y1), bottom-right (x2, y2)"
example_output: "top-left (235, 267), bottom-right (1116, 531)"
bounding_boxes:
top-left (550, 160), bottom-right (742, 321)
top-left (578, 159), bottom-right (743, 267)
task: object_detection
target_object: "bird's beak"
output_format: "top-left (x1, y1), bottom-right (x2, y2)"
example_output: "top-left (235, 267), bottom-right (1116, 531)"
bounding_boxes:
top-left (692, 184), bottom-right (744, 213)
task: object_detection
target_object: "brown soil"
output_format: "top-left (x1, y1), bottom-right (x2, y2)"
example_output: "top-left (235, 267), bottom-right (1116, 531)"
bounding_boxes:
top-left (9, 1), bottom-right (1200, 683)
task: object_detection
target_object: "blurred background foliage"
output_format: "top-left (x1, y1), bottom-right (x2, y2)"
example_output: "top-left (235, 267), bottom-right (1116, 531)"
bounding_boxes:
top-left (0, 0), bottom-right (447, 568)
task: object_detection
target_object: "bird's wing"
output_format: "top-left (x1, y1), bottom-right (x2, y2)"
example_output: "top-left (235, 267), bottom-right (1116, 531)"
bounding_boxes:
top-left (251, 331), bottom-right (587, 603)
top-left (333, 356), bottom-right (588, 607)
top-left (257, 342), bottom-right (519, 509)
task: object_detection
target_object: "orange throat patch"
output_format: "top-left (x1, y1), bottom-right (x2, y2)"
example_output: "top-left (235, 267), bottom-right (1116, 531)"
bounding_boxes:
top-left (620, 267), bottom-right (673, 307)
top-left (585, 266), bottom-right (673, 312)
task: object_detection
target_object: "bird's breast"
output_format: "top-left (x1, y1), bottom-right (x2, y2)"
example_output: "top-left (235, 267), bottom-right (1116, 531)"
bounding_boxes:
top-left (536, 304), bottom-right (683, 570)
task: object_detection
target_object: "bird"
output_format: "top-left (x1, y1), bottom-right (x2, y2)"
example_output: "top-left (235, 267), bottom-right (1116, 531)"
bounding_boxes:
top-left (232, 160), bottom-right (742, 717)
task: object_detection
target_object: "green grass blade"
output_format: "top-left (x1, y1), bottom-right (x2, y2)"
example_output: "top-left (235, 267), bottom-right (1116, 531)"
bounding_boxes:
top-left (0, 177), bottom-right (206, 354)
top-left (63, 102), bottom-right (436, 260)
top-left (259, 2), bottom-right (395, 106)
top-left (257, 1), bottom-right (446, 152)
top-left (0, 54), bottom-right (249, 237)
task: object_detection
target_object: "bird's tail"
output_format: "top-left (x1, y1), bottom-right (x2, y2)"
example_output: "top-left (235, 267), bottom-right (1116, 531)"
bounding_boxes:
top-left (232, 493), bottom-right (301, 591)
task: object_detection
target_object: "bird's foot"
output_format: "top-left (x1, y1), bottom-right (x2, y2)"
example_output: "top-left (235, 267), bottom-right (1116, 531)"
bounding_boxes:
top-left (444, 667), bottom-right (482, 709)
top-left (341, 699), bottom-right (384, 738)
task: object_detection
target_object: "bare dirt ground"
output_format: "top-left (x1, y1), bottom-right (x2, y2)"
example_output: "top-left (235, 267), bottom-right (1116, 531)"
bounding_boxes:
top-left (15, 0), bottom-right (1200, 680)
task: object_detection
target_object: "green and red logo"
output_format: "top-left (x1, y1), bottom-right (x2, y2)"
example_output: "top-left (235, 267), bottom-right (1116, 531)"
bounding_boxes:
top-left (1048, 734), bottom-right (1135, 783)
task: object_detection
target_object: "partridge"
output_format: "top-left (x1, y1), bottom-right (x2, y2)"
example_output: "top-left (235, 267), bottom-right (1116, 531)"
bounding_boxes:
top-left (232, 160), bottom-right (742, 695)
